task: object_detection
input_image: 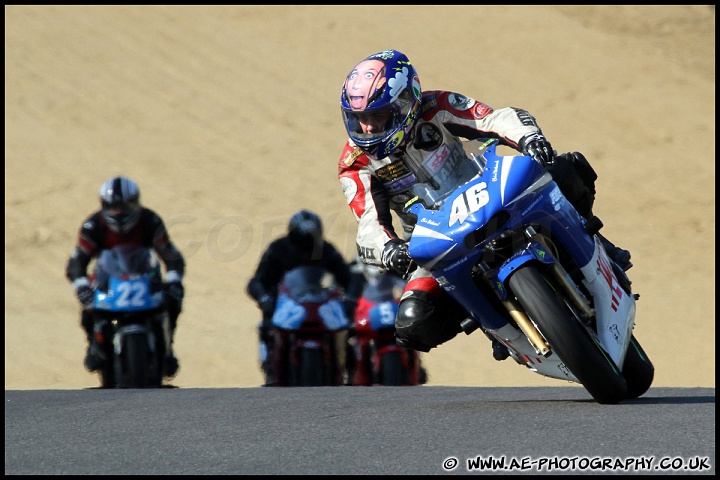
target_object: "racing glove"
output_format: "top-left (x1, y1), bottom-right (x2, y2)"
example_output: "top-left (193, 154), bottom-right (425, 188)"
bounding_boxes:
top-left (164, 270), bottom-right (185, 304)
top-left (258, 294), bottom-right (276, 320)
top-left (520, 133), bottom-right (554, 166)
top-left (342, 299), bottom-right (358, 324)
top-left (76, 285), bottom-right (94, 309)
top-left (381, 239), bottom-right (412, 277)
top-left (165, 281), bottom-right (185, 303)
top-left (73, 277), bottom-right (94, 309)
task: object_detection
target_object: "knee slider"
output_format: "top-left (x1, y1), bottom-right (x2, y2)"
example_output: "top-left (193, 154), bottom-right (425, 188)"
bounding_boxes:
top-left (396, 293), bottom-right (434, 331)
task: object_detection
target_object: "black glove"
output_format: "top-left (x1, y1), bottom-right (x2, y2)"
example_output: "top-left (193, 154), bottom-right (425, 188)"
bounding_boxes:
top-left (343, 299), bottom-right (357, 324)
top-left (76, 285), bottom-right (94, 309)
top-left (165, 281), bottom-right (185, 303)
top-left (258, 294), bottom-right (276, 319)
top-left (258, 324), bottom-right (273, 344)
top-left (520, 133), bottom-right (554, 166)
top-left (381, 239), bottom-right (412, 277)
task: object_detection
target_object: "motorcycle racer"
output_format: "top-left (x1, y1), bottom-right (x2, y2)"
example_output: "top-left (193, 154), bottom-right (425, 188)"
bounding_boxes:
top-left (246, 209), bottom-right (364, 386)
top-left (347, 257), bottom-right (428, 385)
top-left (337, 49), bottom-right (632, 356)
top-left (66, 176), bottom-right (186, 377)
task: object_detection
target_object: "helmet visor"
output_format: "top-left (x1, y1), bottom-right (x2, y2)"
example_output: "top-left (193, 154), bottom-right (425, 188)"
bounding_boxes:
top-left (102, 200), bottom-right (140, 231)
top-left (102, 199), bottom-right (138, 216)
top-left (342, 90), bottom-right (414, 148)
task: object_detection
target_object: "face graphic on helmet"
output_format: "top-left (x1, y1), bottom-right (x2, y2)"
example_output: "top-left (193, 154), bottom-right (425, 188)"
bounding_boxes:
top-left (345, 59), bottom-right (387, 110)
top-left (341, 50), bottom-right (422, 160)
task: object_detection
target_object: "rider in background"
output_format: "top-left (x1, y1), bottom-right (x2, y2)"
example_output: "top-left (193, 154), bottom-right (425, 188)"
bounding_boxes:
top-left (246, 209), bottom-right (364, 387)
top-left (65, 176), bottom-right (186, 377)
top-left (347, 257), bottom-right (428, 385)
top-left (337, 49), bottom-right (632, 358)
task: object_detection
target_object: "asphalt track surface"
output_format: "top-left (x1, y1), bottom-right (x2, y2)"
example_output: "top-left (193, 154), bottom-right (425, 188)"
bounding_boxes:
top-left (5, 387), bottom-right (715, 475)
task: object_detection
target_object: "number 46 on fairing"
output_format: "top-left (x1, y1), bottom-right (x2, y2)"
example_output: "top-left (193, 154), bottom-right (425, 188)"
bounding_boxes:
top-left (449, 182), bottom-right (489, 227)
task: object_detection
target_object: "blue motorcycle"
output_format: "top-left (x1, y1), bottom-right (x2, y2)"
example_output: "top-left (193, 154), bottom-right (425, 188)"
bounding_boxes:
top-left (91, 245), bottom-right (172, 388)
top-left (405, 138), bottom-right (653, 404)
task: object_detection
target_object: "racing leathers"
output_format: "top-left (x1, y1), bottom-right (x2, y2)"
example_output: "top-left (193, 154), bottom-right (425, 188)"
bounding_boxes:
top-left (66, 207), bottom-right (186, 371)
top-left (338, 90), bottom-right (605, 353)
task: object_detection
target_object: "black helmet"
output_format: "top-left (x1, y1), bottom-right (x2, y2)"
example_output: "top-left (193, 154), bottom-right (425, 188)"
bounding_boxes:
top-left (288, 209), bottom-right (323, 251)
top-left (99, 176), bottom-right (141, 234)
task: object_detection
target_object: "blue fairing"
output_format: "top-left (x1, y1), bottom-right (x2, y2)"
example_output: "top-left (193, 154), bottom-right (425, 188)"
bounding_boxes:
top-left (94, 275), bottom-right (162, 312)
top-left (93, 245), bottom-right (165, 312)
top-left (406, 140), bottom-right (595, 330)
top-left (368, 302), bottom-right (399, 330)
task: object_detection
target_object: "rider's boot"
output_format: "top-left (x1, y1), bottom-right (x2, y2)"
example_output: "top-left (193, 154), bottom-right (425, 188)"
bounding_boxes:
top-left (163, 327), bottom-right (180, 378)
top-left (259, 325), bottom-right (277, 387)
top-left (344, 338), bottom-right (357, 386)
top-left (83, 335), bottom-right (103, 372)
top-left (260, 349), bottom-right (276, 387)
top-left (82, 311), bottom-right (102, 372)
top-left (261, 359), bottom-right (276, 387)
top-left (479, 329), bottom-right (510, 361)
top-left (597, 233), bottom-right (633, 271)
top-left (418, 361), bottom-right (429, 385)
top-left (492, 338), bottom-right (510, 361)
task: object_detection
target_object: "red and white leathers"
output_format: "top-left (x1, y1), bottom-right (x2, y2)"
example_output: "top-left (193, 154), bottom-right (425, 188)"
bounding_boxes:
top-left (337, 90), bottom-right (547, 352)
top-left (338, 90), bottom-right (544, 266)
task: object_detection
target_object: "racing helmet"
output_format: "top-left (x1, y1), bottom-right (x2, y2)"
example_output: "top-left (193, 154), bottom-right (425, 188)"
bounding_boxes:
top-left (341, 49), bottom-right (422, 160)
top-left (288, 209), bottom-right (323, 251)
top-left (99, 176), bottom-right (141, 234)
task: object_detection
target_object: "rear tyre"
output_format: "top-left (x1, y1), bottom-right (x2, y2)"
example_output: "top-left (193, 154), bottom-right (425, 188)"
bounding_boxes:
top-left (622, 335), bottom-right (654, 399)
top-left (508, 265), bottom-right (627, 404)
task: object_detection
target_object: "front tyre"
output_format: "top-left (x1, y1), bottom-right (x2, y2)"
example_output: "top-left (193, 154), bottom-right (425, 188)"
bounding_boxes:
top-left (508, 265), bottom-right (627, 404)
top-left (377, 350), bottom-right (404, 386)
top-left (124, 333), bottom-right (149, 388)
top-left (622, 335), bottom-right (654, 399)
top-left (298, 348), bottom-right (324, 386)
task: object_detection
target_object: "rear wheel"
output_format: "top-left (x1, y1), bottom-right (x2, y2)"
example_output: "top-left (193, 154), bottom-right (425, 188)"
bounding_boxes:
top-left (508, 265), bottom-right (627, 404)
top-left (622, 335), bottom-right (654, 399)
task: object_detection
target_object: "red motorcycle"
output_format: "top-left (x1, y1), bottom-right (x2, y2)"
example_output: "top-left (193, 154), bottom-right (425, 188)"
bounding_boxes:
top-left (270, 265), bottom-right (350, 386)
top-left (348, 266), bottom-right (426, 386)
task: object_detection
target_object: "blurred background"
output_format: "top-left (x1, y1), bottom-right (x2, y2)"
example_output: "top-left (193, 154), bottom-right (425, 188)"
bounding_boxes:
top-left (5, 5), bottom-right (715, 389)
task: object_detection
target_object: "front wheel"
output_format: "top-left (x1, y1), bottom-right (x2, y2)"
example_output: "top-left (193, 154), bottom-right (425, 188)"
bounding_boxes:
top-left (622, 335), bottom-right (654, 399)
top-left (297, 348), bottom-right (324, 386)
top-left (508, 265), bottom-right (627, 404)
top-left (123, 333), bottom-right (149, 388)
top-left (377, 350), bottom-right (404, 386)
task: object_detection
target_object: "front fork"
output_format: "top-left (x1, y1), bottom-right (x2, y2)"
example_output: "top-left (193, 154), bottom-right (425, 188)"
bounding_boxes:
top-left (465, 226), bottom-right (595, 357)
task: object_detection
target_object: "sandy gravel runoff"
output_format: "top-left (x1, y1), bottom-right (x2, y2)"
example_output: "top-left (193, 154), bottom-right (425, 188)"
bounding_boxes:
top-left (5, 6), bottom-right (715, 390)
